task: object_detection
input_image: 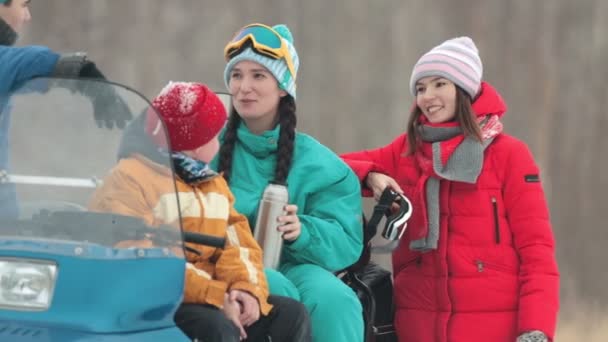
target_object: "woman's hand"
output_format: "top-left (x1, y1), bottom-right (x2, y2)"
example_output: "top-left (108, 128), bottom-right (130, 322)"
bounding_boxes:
top-left (230, 289), bottom-right (261, 327)
top-left (278, 204), bottom-right (301, 241)
top-left (365, 172), bottom-right (403, 202)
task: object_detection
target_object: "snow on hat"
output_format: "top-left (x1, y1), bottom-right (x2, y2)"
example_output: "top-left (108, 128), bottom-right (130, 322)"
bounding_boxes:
top-left (409, 36), bottom-right (483, 99)
top-left (145, 82), bottom-right (227, 152)
top-left (224, 24), bottom-right (299, 99)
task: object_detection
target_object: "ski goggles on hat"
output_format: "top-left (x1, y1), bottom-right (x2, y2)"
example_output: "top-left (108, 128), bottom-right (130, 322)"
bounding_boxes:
top-left (224, 23), bottom-right (297, 80)
top-left (368, 188), bottom-right (413, 253)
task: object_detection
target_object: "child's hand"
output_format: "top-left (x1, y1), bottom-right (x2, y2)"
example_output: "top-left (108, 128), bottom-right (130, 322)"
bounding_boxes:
top-left (230, 289), bottom-right (261, 327)
top-left (221, 293), bottom-right (247, 340)
top-left (278, 204), bottom-right (301, 241)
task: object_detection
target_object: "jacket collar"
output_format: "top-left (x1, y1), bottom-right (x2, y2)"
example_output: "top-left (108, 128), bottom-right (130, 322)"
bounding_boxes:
top-left (236, 122), bottom-right (280, 158)
top-left (472, 82), bottom-right (508, 118)
top-left (0, 18), bottom-right (17, 46)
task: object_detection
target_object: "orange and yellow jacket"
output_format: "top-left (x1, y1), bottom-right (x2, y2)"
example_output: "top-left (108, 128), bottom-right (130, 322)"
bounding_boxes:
top-left (89, 154), bottom-right (271, 314)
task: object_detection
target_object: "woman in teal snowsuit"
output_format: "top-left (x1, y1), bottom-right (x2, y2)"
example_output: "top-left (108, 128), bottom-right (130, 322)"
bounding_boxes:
top-left (212, 23), bottom-right (364, 342)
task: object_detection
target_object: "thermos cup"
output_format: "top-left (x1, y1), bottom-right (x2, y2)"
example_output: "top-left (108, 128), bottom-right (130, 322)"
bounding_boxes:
top-left (254, 182), bottom-right (289, 269)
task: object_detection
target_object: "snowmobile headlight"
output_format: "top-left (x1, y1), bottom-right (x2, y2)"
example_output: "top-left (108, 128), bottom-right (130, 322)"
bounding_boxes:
top-left (0, 258), bottom-right (57, 311)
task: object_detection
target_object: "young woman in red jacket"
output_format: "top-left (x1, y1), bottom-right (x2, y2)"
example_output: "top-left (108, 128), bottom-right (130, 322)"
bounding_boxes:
top-left (341, 37), bottom-right (559, 342)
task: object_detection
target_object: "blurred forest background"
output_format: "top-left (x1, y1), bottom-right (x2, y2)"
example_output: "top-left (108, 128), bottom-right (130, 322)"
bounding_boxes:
top-left (20, 0), bottom-right (607, 339)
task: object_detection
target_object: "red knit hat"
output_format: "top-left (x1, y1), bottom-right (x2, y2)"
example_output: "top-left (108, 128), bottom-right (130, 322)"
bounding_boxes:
top-left (145, 82), bottom-right (227, 152)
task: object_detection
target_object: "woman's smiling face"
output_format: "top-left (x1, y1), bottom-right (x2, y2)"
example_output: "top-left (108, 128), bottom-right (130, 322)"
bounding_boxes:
top-left (415, 76), bottom-right (457, 123)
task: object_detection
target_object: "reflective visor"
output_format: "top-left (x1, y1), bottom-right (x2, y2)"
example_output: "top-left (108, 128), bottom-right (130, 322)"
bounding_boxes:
top-left (225, 24), bottom-right (283, 60)
top-left (232, 25), bottom-right (282, 48)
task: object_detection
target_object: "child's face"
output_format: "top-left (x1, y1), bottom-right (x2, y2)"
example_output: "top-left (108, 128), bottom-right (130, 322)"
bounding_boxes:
top-left (0, 0), bottom-right (32, 34)
top-left (185, 133), bottom-right (220, 163)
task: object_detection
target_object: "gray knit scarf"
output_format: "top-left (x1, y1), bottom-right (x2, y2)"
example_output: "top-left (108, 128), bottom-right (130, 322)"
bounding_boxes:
top-left (410, 118), bottom-right (497, 252)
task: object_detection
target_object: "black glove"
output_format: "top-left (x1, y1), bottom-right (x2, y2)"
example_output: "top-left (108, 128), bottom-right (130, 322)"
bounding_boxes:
top-left (87, 81), bottom-right (132, 129)
top-left (52, 52), bottom-right (91, 79)
top-left (52, 53), bottom-right (133, 129)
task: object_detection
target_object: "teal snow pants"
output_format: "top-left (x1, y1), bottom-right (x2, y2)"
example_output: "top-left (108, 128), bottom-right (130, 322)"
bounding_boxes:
top-left (265, 264), bottom-right (364, 342)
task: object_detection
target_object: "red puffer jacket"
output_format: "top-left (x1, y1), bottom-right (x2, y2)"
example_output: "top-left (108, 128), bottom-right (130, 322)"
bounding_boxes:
top-left (341, 83), bottom-right (559, 341)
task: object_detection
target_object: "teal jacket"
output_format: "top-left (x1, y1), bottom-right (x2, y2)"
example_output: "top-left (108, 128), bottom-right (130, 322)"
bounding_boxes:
top-left (211, 123), bottom-right (363, 272)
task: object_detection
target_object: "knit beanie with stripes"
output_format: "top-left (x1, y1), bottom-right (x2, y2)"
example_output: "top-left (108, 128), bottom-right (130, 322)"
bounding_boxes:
top-left (409, 36), bottom-right (483, 99)
top-left (223, 24), bottom-right (299, 99)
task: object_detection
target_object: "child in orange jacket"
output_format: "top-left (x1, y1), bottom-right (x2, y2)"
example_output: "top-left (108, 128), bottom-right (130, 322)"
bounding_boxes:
top-left (89, 81), bottom-right (311, 342)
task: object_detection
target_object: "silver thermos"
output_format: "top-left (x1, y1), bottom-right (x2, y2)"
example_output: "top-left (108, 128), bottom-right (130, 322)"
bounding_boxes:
top-left (254, 182), bottom-right (289, 269)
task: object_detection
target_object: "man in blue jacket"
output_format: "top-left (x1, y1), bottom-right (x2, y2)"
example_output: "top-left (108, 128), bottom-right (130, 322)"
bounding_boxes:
top-left (1, 0), bottom-right (130, 218)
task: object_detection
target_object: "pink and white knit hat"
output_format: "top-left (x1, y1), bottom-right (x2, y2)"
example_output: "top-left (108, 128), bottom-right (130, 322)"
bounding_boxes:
top-left (409, 36), bottom-right (483, 99)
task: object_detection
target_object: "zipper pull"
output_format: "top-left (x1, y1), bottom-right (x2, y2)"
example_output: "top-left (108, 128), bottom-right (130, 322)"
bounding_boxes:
top-left (476, 260), bottom-right (484, 272)
top-left (491, 197), bottom-right (500, 244)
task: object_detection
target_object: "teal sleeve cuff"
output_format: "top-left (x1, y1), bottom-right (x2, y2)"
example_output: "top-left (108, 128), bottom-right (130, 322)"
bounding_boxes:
top-left (285, 221), bottom-right (311, 252)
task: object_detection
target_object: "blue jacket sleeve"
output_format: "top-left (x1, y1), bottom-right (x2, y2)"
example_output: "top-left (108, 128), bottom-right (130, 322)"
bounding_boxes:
top-left (0, 45), bottom-right (60, 93)
top-left (282, 167), bottom-right (364, 272)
